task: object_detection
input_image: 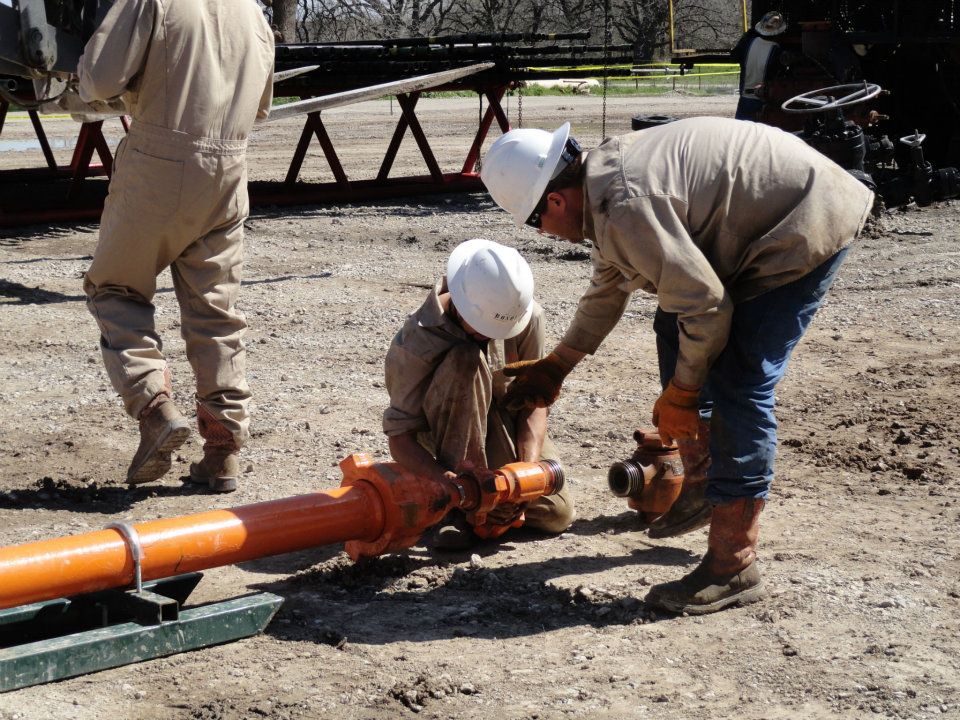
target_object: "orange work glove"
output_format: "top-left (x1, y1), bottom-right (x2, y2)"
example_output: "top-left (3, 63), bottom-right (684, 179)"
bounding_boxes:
top-left (651, 379), bottom-right (701, 446)
top-left (502, 352), bottom-right (574, 412)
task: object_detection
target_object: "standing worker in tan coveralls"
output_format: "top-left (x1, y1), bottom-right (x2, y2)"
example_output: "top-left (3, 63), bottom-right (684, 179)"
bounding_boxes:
top-left (78, 0), bottom-right (274, 492)
top-left (384, 240), bottom-right (575, 550)
top-left (481, 117), bottom-right (874, 613)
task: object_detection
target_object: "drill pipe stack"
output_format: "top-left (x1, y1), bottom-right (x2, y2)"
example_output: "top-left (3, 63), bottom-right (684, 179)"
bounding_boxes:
top-left (273, 30), bottom-right (639, 92)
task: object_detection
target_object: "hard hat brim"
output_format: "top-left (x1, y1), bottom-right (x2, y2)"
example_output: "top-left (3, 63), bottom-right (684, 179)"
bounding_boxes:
top-left (513, 122), bottom-right (571, 227)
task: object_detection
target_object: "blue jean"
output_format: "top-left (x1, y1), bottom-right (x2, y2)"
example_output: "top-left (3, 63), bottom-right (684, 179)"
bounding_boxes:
top-left (735, 96), bottom-right (764, 121)
top-left (654, 247), bottom-right (850, 503)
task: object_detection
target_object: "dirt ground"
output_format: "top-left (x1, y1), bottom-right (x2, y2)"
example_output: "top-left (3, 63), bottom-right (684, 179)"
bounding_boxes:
top-left (0, 93), bottom-right (958, 720)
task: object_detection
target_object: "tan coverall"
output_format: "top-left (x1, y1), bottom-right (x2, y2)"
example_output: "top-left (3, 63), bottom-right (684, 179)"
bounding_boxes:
top-left (561, 116), bottom-right (874, 387)
top-left (384, 280), bottom-right (575, 533)
top-left (78, 0), bottom-right (274, 446)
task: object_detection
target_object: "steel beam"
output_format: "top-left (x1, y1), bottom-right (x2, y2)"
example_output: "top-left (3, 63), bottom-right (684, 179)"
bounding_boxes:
top-left (27, 110), bottom-right (57, 169)
top-left (269, 62), bottom-right (494, 120)
top-left (462, 86), bottom-right (509, 174)
top-left (284, 110), bottom-right (349, 187)
top-left (0, 573), bottom-right (282, 693)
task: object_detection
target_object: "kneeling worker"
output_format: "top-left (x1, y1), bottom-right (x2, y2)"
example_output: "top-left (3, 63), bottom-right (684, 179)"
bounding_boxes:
top-left (383, 239), bottom-right (575, 549)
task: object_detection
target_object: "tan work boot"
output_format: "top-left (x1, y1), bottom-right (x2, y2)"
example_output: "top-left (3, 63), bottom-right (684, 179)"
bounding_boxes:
top-left (127, 393), bottom-right (191, 485)
top-left (187, 405), bottom-right (241, 493)
top-left (647, 420), bottom-right (712, 538)
top-left (645, 497), bottom-right (765, 615)
top-left (190, 450), bottom-right (240, 493)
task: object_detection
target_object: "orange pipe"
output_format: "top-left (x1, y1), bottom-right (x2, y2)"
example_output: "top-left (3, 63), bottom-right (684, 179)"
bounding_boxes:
top-left (0, 476), bottom-right (384, 610)
top-left (0, 454), bottom-right (564, 610)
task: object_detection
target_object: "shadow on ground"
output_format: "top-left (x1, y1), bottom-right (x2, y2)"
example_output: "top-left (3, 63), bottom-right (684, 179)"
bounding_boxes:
top-left (252, 526), bottom-right (697, 647)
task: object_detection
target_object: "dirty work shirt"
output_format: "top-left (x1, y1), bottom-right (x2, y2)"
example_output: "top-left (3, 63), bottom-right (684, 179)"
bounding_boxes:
top-left (78, 0), bottom-right (274, 445)
top-left (384, 279), bottom-right (573, 534)
top-left (561, 116), bottom-right (875, 388)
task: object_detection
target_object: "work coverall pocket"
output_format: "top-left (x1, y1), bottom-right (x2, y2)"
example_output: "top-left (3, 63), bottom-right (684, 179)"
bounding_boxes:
top-left (122, 148), bottom-right (184, 217)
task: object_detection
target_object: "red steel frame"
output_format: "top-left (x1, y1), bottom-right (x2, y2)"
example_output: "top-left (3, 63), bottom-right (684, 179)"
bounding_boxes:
top-left (0, 81), bottom-right (511, 227)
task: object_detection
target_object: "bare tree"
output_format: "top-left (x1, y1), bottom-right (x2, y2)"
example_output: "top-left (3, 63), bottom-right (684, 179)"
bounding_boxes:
top-left (544, 0), bottom-right (605, 35)
top-left (296, 0), bottom-right (459, 41)
top-left (258, 0), bottom-right (740, 56)
top-left (610, 0), bottom-right (669, 59)
top-left (670, 0), bottom-right (743, 52)
top-left (448, 0), bottom-right (529, 34)
top-left (257, 0), bottom-right (297, 41)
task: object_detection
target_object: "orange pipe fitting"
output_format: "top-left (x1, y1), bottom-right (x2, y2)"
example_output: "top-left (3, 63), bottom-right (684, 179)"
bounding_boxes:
top-left (607, 429), bottom-right (684, 515)
top-left (0, 454), bottom-right (563, 610)
top-left (464, 459), bottom-right (564, 537)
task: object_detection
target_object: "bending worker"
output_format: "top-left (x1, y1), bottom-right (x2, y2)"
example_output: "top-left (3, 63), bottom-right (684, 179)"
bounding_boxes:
top-left (480, 118), bottom-right (873, 614)
top-left (383, 239), bottom-right (575, 550)
top-left (78, 0), bottom-right (274, 492)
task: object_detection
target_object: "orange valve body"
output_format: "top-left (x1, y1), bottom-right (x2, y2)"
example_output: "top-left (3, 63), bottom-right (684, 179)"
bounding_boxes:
top-left (607, 429), bottom-right (684, 514)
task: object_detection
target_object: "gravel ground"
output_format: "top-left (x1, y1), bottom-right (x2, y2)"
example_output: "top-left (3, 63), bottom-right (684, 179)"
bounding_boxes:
top-left (0, 93), bottom-right (958, 720)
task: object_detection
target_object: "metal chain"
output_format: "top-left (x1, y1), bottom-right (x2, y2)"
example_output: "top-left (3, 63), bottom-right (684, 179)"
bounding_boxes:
top-left (601, 0), bottom-right (611, 140)
top-left (518, 85), bottom-right (523, 128)
top-left (477, 91), bottom-right (484, 171)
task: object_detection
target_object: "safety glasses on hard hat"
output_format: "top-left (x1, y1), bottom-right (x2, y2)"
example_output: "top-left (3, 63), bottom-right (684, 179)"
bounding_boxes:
top-left (524, 137), bottom-right (583, 229)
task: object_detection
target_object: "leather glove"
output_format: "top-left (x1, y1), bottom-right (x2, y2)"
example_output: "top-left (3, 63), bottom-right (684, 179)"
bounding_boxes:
top-left (651, 379), bottom-right (701, 446)
top-left (502, 352), bottom-right (574, 412)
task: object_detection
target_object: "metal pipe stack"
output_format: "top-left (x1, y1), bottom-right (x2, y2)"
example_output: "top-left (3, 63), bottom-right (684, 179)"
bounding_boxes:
top-left (273, 30), bottom-right (641, 92)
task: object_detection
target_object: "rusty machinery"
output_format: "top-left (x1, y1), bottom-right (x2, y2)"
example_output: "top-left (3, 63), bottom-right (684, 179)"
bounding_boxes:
top-left (747, 0), bottom-right (960, 166)
top-left (780, 82), bottom-right (960, 207)
top-left (0, 0), bottom-right (640, 226)
top-left (756, 1), bottom-right (960, 206)
top-left (670, 0), bottom-right (960, 207)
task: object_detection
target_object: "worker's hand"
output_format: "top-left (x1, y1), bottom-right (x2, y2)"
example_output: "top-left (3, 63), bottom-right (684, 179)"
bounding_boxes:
top-left (502, 352), bottom-right (575, 412)
top-left (651, 379), bottom-right (701, 446)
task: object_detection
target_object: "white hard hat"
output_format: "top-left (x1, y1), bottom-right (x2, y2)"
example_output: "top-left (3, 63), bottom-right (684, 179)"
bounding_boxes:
top-left (446, 239), bottom-right (534, 340)
top-left (481, 123), bottom-right (571, 227)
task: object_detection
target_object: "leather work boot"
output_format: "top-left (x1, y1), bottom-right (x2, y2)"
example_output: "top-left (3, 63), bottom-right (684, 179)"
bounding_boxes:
top-left (648, 420), bottom-right (712, 539)
top-left (127, 393), bottom-right (191, 485)
top-left (431, 510), bottom-right (478, 552)
top-left (188, 406), bottom-right (240, 493)
top-left (645, 497), bottom-right (765, 615)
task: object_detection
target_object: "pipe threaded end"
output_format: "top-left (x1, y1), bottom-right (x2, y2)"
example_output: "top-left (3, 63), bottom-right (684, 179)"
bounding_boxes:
top-left (608, 460), bottom-right (644, 498)
top-left (541, 459), bottom-right (565, 495)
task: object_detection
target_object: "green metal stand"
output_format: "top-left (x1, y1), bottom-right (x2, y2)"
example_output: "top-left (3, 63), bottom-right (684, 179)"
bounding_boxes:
top-left (0, 573), bottom-right (282, 692)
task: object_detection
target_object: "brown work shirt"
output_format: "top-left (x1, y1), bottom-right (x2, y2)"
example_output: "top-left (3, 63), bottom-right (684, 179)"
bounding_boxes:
top-left (561, 116), bottom-right (874, 387)
top-left (78, 0), bottom-right (274, 142)
top-left (383, 279), bottom-right (546, 437)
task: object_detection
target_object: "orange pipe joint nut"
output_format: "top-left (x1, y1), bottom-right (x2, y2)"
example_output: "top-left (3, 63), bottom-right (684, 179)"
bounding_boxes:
top-left (607, 429), bottom-right (684, 515)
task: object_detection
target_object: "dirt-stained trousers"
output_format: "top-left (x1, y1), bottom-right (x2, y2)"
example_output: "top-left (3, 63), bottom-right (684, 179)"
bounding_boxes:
top-left (416, 342), bottom-right (575, 534)
top-left (84, 122), bottom-right (252, 447)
